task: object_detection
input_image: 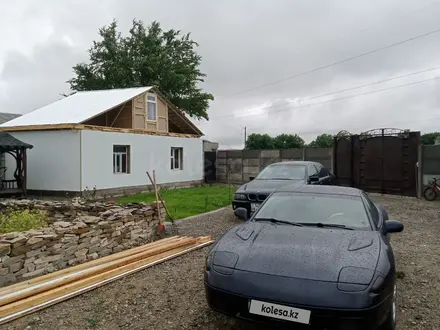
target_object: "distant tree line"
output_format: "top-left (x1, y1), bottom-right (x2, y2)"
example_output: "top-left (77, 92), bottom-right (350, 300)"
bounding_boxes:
top-left (245, 132), bottom-right (440, 150)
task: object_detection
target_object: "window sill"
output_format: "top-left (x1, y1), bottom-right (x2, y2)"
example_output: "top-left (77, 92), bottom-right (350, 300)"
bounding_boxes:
top-left (113, 172), bottom-right (131, 175)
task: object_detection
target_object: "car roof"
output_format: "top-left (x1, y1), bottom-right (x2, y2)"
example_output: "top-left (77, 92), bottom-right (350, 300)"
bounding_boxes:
top-left (268, 161), bottom-right (321, 166)
top-left (275, 183), bottom-right (362, 197)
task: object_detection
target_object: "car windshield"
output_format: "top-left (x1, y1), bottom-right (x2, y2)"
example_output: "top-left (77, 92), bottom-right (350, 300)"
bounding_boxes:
top-left (255, 164), bottom-right (306, 180)
top-left (253, 192), bottom-right (372, 230)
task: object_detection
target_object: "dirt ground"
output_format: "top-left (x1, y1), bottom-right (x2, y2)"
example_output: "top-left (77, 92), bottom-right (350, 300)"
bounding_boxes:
top-left (4, 194), bottom-right (440, 330)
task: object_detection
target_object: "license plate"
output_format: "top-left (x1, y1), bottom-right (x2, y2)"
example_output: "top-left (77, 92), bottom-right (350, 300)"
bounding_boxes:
top-left (249, 299), bottom-right (311, 324)
top-left (250, 203), bottom-right (260, 212)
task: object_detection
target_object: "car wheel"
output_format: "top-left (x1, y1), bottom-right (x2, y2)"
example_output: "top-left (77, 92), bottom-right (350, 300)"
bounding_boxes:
top-left (379, 284), bottom-right (397, 330)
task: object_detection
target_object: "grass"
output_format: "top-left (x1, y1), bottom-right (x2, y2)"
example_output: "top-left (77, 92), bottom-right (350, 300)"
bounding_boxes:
top-left (0, 209), bottom-right (48, 233)
top-left (118, 185), bottom-right (236, 220)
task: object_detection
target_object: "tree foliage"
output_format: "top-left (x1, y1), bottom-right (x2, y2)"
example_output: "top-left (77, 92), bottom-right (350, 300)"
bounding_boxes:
top-left (245, 134), bottom-right (274, 150)
top-left (245, 133), bottom-right (305, 150)
top-left (421, 132), bottom-right (440, 145)
top-left (68, 19), bottom-right (213, 120)
top-left (308, 133), bottom-right (334, 148)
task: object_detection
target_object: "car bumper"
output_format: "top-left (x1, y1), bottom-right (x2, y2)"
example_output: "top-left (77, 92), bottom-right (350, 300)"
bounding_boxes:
top-left (232, 200), bottom-right (261, 215)
top-left (204, 271), bottom-right (392, 330)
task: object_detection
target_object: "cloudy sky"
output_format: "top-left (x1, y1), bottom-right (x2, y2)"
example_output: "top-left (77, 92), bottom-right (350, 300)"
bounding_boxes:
top-left (1, 0), bottom-right (440, 148)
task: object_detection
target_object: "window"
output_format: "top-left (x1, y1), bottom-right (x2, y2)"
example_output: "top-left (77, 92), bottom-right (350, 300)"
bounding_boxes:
top-left (362, 192), bottom-right (380, 228)
top-left (113, 145), bottom-right (130, 174)
top-left (255, 164), bottom-right (306, 180)
top-left (254, 192), bottom-right (372, 230)
top-left (308, 165), bottom-right (318, 177)
top-left (317, 165), bottom-right (330, 178)
top-left (171, 147), bottom-right (183, 170)
top-left (146, 93), bottom-right (157, 121)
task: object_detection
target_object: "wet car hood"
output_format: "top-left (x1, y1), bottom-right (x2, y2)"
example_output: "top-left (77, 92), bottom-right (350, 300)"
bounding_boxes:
top-left (213, 222), bottom-right (381, 284)
top-left (236, 179), bottom-right (305, 194)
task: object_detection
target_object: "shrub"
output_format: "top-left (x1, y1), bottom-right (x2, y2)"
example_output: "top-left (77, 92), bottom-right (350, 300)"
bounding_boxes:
top-left (0, 209), bottom-right (48, 233)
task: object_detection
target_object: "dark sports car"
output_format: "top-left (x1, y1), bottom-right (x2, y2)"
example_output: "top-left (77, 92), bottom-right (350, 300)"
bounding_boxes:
top-left (205, 185), bottom-right (403, 330)
top-left (232, 161), bottom-right (337, 216)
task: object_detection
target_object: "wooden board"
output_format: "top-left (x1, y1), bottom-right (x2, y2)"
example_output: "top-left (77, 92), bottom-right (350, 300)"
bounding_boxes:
top-left (0, 236), bottom-right (184, 296)
top-left (0, 237), bottom-right (213, 324)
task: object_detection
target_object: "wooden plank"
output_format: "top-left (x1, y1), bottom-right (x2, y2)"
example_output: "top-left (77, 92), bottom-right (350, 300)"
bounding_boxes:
top-left (0, 238), bottom-right (213, 324)
top-left (0, 236), bottom-right (183, 296)
top-left (0, 237), bottom-right (199, 307)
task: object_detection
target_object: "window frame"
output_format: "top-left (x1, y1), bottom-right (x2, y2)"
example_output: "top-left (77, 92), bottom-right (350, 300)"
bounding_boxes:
top-left (308, 164), bottom-right (319, 177)
top-left (146, 93), bottom-right (157, 122)
top-left (170, 147), bottom-right (183, 170)
top-left (113, 145), bottom-right (130, 174)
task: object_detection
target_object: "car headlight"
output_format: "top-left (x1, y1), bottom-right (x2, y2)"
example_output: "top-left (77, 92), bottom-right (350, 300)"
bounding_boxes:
top-left (234, 193), bottom-right (247, 200)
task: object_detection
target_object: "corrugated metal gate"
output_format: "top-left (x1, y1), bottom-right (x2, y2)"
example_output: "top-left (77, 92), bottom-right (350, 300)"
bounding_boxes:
top-left (333, 129), bottom-right (420, 197)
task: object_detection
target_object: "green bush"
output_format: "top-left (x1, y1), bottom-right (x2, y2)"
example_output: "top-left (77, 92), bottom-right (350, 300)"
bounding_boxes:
top-left (0, 209), bottom-right (48, 233)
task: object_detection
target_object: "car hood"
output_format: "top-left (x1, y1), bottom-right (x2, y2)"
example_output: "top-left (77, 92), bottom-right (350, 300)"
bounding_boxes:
top-left (236, 179), bottom-right (305, 193)
top-left (213, 222), bottom-right (381, 284)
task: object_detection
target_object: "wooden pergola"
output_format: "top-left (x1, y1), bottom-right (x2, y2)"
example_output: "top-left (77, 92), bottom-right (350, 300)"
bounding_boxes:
top-left (0, 132), bottom-right (33, 197)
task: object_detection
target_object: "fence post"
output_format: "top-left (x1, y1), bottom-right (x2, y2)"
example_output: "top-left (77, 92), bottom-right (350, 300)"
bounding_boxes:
top-left (241, 150), bottom-right (244, 183)
top-left (302, 147), bottom-right (307, 161)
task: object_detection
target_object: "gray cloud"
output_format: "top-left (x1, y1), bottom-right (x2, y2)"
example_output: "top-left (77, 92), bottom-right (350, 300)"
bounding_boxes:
top-left (1, 0), bottom-right (440, 149)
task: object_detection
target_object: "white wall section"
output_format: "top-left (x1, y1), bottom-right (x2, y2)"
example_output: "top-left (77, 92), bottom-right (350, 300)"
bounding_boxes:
top-left (5, 131), bottom-right (81, 191)
top-left (80, 130), bottom-right (203, 190)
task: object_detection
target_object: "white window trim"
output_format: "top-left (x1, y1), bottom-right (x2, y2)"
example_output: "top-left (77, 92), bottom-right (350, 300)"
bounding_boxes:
top-left (146, 93), bottom-right (157, 122)
top-left (113, 145), bottom-right (130, 174)
top-left (170, 147), bottom-right (183, 171)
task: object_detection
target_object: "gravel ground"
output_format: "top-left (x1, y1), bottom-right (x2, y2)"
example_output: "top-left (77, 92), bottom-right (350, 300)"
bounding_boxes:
top-left (4, 194), bottom-right (440, 330)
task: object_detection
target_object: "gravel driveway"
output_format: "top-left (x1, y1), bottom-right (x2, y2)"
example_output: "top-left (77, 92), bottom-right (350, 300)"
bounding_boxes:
top-left (4, 194), bottom-right (440, 330)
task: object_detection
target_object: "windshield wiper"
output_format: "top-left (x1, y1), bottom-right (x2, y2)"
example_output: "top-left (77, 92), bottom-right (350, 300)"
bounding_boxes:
top-left (269, 178), bottom-right (293, 180)
top-left (253, 218), bottom-right (303, 227)
top-left (299, 223), bottom-right (354, 230)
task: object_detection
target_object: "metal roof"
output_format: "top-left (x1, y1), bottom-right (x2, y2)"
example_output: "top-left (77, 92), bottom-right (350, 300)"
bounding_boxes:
top-left (0, 113), bottom-right (21, 125)
top-left (0, 87), bottom-right (152, 128)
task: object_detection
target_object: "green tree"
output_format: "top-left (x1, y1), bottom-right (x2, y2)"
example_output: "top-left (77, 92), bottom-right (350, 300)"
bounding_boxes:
top-left (308, 133), bottom-right (334, 148)
top-left (68, 19), bottom-right (213, 120)
top-left (421, 132), bottom-right (440, 145)
top-left (273, 134), bottom-right (305, 149)
top-left (435, 136), bottom-right (440, 145)
top-left (245, 133), bottom-right (274, 150)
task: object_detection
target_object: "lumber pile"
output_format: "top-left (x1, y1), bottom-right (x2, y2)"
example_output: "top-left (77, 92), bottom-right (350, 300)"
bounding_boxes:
top-left (0, 235), bottom-right (213, 325)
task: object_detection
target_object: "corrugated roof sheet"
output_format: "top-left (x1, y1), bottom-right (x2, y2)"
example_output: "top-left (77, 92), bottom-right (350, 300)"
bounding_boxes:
top-left (0, 132), bottom-right (33, 150)
top-left (0, 113), bottom-right (21, 125)
top-left (0, 87), bottom-right (152, 127)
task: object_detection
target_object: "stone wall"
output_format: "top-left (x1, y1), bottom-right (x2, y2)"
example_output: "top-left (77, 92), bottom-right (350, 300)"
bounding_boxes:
top-left (0, 199), bottom-right (163, 287)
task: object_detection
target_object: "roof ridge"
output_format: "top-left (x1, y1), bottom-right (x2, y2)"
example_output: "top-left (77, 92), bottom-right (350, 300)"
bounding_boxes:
top-left (76, 86), bottom-right (152, 94)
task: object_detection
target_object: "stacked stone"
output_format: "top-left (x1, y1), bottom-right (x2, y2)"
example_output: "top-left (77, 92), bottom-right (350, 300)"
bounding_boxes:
top-left (0, 200), bottom-right (162, 287)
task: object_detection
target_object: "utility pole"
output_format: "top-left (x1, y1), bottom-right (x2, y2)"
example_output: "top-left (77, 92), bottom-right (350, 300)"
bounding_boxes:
top-left (244, 126), bottom-right (247, 149)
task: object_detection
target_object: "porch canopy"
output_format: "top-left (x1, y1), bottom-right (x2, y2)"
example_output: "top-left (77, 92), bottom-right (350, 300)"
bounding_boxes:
top-left (0, 132), bottom-right (33, 196)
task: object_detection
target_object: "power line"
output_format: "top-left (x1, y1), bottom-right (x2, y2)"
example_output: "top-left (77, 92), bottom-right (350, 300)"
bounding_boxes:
top-left (213, 75), bottom-right (440, 120)
top-left (222, 25), bottom-right (440, 97)
top-left (212, 65), bottom-right (440, 119)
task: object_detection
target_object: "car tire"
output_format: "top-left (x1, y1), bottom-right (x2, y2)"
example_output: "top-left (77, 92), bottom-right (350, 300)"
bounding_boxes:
top-left (379, 284), bottom-right (397, 330)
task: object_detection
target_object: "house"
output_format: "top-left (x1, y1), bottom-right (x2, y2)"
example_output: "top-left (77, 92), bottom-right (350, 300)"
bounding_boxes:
top-left (0, 87), bottom-right (204, 196)
top-left (203, 140), bottom-right (219, 152)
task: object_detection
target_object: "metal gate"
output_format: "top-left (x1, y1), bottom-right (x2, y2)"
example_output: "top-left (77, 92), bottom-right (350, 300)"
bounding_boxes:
top-left (333, 128), bottom-right (420, 196)
top-left (204, 152), bottom-right (217, 182)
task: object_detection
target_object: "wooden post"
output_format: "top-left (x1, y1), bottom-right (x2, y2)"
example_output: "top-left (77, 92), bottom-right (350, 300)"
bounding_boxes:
top-left (152, 170), bottom-right (161, 224)
top-left (22, 148), bottom-right (27, 197)
top-left (146, 171), bottom-right (173, 223)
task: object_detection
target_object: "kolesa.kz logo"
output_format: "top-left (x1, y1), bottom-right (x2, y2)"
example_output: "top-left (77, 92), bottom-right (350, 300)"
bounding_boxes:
top-left (260, 304), bottom-right (299, 319)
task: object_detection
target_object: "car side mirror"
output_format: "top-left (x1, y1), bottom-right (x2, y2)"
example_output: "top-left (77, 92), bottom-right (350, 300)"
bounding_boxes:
top-left (309, 175), bottom-right (319, 182)
top-left (383, 220), bottom-right (404, 234)
top-left (234, 207), bottom-right (248, 221)
top-left (249, 176), bottom-right (255, 181)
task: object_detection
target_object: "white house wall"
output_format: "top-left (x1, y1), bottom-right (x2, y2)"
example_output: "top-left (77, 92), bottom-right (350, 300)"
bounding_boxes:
top-left (80, 130), bottom-right (203, 190)
top-left (5, 131), bottom-right (81, 191)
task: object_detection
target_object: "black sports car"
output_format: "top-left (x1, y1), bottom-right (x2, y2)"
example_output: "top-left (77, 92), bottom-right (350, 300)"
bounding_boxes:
top-left (205, 185), bottom-right (403, 330)
top-left (232, 161), bottom-right (337, 216)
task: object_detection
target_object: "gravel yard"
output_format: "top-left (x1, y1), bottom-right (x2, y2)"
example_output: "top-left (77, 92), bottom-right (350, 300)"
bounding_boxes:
top-left (4, 194), bottom-right (440, 330)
